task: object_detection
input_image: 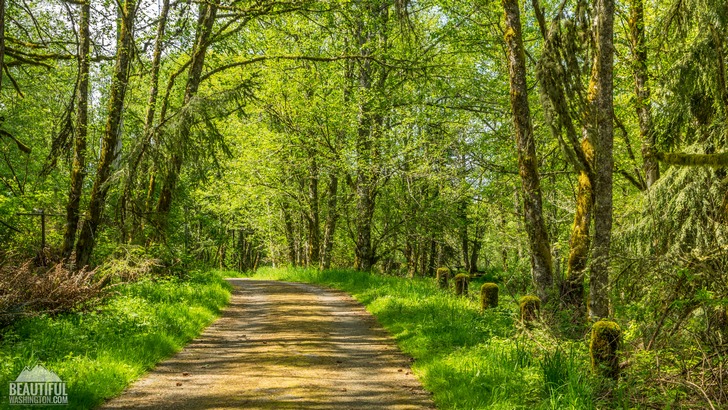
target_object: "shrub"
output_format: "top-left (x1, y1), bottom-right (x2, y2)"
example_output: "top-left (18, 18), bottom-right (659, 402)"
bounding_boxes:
top-left (0, 261), bottom-right (105, 327)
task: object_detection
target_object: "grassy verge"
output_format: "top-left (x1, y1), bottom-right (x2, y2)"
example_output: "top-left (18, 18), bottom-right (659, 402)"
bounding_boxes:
top-left (247, 267), bottom-right (597, 410)
top-left (0, 269), bottom-right (232, 410)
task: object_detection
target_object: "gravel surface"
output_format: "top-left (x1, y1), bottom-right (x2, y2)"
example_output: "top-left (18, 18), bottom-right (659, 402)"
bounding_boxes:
top-left (100, 279), bottom-right (435, 409)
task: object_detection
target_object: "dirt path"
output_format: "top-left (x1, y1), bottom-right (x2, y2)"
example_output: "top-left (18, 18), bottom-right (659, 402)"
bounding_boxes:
top-left (101, 279), bottom-right (434, 409)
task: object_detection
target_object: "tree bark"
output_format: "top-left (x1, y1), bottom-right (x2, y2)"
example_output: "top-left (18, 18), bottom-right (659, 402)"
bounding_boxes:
top-left (155, 0), bottom-right (218, 231)
top-left (629, 0), bottom-right (659, 188)
top-left (563, 140), bottom-right (594, 306)
top-left (0, 0), bottom-right (5, 94)
top-left (61, 0), bottom-right (90, 259)
top-left (589, 0), bottom-right (615, 320)
top-left (282, 204), bottom-right (297, 266)
top-left (353, 2), bottom-right (388, 272)
top-left (458, 201), bottom-right (470, 272)
top-left (655, 151), bottom-right (728, 167)
top-left (469, 225), bottom-right (484, 275)
top-left (124, 0), bottom-right (170, 241)
top-left (307, 157), bottom-right (320, 266)
top-left (74, 0), bottom-right (136, 268)
top-left (320, 172), bottom-right (339, 270)
top-left (502, 0), bottom-right (554, 301)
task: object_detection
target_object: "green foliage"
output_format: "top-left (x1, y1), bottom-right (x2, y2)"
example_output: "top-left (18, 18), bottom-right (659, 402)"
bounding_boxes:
top-left (0, 270), bottom-right (231, 409)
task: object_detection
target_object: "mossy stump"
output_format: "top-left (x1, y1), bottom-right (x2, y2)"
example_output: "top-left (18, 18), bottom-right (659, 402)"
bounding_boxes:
top-left (590, 320), bottom-right (621, 380)
top-left (519, 295), bottom-right (540, 323)
top-left (436, 267), bottom-right (450, 289)
top-left (454, 273), bottom-right (469, 296)
top-left (480, 283), bottom-right (499, 310)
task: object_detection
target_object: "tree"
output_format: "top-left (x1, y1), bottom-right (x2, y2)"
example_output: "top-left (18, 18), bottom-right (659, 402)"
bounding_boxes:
top-left (502, 0), bottom-right (553, 301)
top-left (588, 0), bottom-right (615, 320)
top-left (61, 0), bottom-right (90, 259)
top-left (74, 0), bottom-right (138, 267)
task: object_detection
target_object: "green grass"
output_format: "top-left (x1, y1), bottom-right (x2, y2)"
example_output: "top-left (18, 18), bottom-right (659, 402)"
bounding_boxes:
top-left (0, 269), bottom-right (233, 410)
top-left (247, 267), bottom-right (597, 409)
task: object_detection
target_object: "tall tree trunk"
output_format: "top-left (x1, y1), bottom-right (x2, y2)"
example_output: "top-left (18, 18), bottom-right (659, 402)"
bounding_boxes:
top-left (61, 1), bottom-right (90, 259)
top-left (353, 2), bottom-right (387, 272)
top-left (427, 238), bottom-right (437, 276)
top-left (502, 0), bottom-right (554, 301)
top-left (155, 0), bottom-right (218, 231)
top-left (124, 0), bottom-right (170, 241)
top-left (74, 0), bottom-right (136, 268)
top-left (307, 157), bottom-right (320, 266)
top-left (469, 224), bottom-right (484, 274)
top-left (563, 56), bottom-right (598, 309)
top-left (563, 140), bottom-right (594, 306)
top-left (629, 0), bottom-right (658, 188)
top-left (282, 205), bottom-right (297, 266)
top-left (589, 0), bottom-right (615, 320)
top-left (458, 201), bottom-right (470, 272)
top-left (0, 0), bottom-right (5, 94)
top-left (320, 172), bottom-right (339, 270)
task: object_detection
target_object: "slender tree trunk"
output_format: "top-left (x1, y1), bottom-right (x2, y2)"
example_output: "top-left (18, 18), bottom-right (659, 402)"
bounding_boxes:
top-left (156, 0), bottom-right (218, 231)
top-left (282, 205), bottom-right (297, 266)
top-left (458, 201), bottom-right (470, 272)
top-left (469, 225), bottom-right (484, 274)
top-left (418, 236), bottom-right (427, 277)
top-left (563, 142), bottom-right (594, 306)
top-left (353, 2), bottom-right (387, 272)
top-left (427, 238), bottom-right (437, 276)
top-left (502, 0), bottom-right (554, 301)
top-left (629, 0), bottom-right (658, 188)
top-left (320, 173), bottom-right (339, 270)
top-left (589, 0), bottom-right (615, 320)
top-left (307, 158), bottom-right (320, 266)
top-left (61, 1), bottom-right (90, 259)
top-left (74, 0), bottom-right (136, 267)
top-left (0, 0), bottom-right (5, 94)
top-left (124, 0), bottom-right (170, 241)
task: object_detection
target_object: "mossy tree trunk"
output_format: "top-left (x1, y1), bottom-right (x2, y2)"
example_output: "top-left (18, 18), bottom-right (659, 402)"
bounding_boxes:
top-left (502, 0), bottom-right (554, 302)
top-left (155, 0), bottom-right (218, 233)
top-left (589, 0), bottom-right (615, 320)
top-left (74, 0), bottom-right (136, 268)
top-left (563, 138), bottom-right (594, 308)
top-left (61, 0), bottom-right (90, 259)
top-left (307, 157), bottom-right (321, 267)
top-left (123, 0), bottom-right (170, 243)
top-left (320, 172), bottom-right (339, 270)
top-left (629, 0), bottom-right (659, 188)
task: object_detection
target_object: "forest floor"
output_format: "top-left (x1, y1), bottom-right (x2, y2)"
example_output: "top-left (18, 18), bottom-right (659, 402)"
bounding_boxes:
top-left (100, 279), bottom-right (434, 410)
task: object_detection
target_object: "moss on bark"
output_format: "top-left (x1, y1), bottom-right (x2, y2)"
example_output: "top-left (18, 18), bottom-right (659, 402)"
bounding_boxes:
top-left (480, 283), bottom-right (498, 310)
top-left (590, 320), bottom-right (621, 379)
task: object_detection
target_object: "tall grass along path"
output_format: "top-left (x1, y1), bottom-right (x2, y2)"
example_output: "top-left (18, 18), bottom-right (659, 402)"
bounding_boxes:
top-left (101, 279), bottom-right (434, 409)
